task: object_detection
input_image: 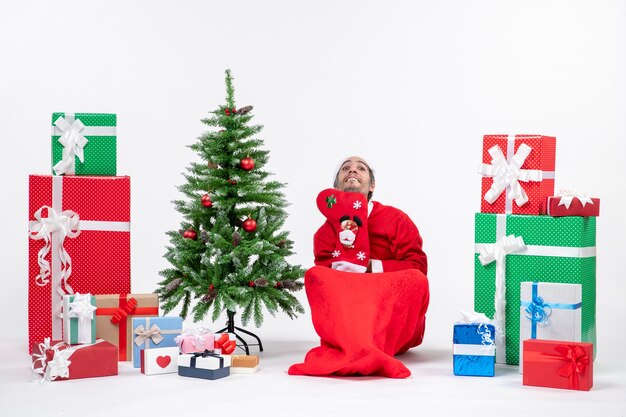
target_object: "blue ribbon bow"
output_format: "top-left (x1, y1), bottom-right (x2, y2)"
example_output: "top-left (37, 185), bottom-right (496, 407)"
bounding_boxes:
top-left (521, 282), bottom-right (582, 339)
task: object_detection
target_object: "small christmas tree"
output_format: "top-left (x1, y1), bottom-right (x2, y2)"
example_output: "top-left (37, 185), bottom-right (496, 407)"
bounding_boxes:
top-left (157, 69), bottom-right (305, 328)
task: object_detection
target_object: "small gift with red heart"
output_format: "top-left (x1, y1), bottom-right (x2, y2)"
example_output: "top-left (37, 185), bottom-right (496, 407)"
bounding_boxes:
top-left (140, 346), bottom-right (179, 375)
top-left (175, 327), bottom-right (215, 354)
top-left (316, 188), bottom-right (370, 272)
top-left (522, 339), bottom-right (593, 391)
top-left (543, 190), bottom-right (600, 217)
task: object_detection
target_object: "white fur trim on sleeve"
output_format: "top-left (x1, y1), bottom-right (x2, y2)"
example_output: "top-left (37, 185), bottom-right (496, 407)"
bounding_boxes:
top-left (331, 261), bottom-right (367, 273)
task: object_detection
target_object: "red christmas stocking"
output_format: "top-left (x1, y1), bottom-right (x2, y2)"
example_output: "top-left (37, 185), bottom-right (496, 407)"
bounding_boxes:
top-left (316, 188), bottom-right (370, 273)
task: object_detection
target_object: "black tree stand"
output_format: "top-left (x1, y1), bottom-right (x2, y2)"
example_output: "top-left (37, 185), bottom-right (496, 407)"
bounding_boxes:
top-left (216, 310), bottom-right (264, 355)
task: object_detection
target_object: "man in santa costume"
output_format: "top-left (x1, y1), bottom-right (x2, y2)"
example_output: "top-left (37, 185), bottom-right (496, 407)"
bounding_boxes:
top-left (288, 156), bottom-right (430, 378)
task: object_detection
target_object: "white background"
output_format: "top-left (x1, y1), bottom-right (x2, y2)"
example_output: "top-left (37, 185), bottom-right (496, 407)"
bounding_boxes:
top-left (1, 1), bottom-right (625, 415)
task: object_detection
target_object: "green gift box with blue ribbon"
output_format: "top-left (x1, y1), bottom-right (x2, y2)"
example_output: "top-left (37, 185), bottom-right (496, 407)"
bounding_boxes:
top-left (474, 213), bottom-right (596, 365)
top-left (51, 112), bottom-right (117, 176)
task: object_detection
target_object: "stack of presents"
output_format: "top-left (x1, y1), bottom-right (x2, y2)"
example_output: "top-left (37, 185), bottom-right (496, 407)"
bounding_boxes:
top-left (453, 134), bottom-right (598, 391)
top-left (28, 113), bottom-right (259, 382)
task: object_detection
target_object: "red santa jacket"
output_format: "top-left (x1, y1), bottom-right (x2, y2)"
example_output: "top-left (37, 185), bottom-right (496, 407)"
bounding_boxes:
top-left (314, 201), bottom-right (428, 275)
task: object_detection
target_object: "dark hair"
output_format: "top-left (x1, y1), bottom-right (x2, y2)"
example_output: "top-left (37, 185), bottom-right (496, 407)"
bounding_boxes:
top-left (333, 160), bottom-right (375, 201)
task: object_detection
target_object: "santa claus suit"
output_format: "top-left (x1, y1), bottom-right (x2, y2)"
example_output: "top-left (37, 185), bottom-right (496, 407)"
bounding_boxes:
top-left (314, 201), bottom-right (428, 275)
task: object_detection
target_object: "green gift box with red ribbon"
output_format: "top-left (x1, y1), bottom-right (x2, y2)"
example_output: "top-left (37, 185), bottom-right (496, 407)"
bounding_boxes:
top-left (474, 213), bottom-right (596, 365)
top-left (95, 294), bottom-right (159, 361)
top-left (51, 112), bottom-right (117, 176)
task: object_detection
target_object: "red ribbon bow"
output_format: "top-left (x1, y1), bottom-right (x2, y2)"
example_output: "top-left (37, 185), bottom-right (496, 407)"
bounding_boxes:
top-left (110, 297), bottom-right (138, 325)
top-left (214, 333), bottom-right (236, 354)
top-left (554, 344), bottom-right (589, 390)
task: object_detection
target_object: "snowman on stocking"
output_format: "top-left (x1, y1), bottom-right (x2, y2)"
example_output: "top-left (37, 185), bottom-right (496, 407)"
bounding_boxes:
top-left (316, 188), bottom-right (370, 273)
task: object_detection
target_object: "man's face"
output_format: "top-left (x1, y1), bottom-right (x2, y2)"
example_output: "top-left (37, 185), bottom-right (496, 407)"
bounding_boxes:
top-left (335, 157), bottom-right (375, 198)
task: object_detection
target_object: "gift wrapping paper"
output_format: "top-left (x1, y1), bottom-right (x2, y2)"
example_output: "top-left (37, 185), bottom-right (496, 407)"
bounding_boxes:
top-left (51, 112), bottom-right (117, 176)
top-left (453, 323), bottom-right (495, 377)
top-left (178, 351), bottom-right (230, 380)
top-left (62, 293), bottom-right (96, 345)
top-left (175, 328), bottom-right (215, 354)
top-left (545, 196), bottom-right (600, 217)
top-left (31, 339), bottom-right (118, 381)
top-left (519, 282), bottom-right (581, 371)
top-left (140, 346), bottom-right (179, 375)
top-left (478, 134), bottom-right (556, 215)
top-left (523, 339), bottom-right (593, 391)
top-left (95, 294), bottom-right (159, 361)
top-left (28, 175), bottom-right (131, 352)
top-left (132, 316), bottom-right (183, 368)
top-left (474, 213), bottom-right (596, 365)
top-left (213, 332), bottom-right (237, 354)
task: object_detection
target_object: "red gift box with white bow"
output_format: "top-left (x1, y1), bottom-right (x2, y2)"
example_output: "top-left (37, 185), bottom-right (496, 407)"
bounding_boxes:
top-left (522, 339), bottom-right (593, 391)
top-left (478, 134), bottom-right (556, 215)
top-left (544, 192), bottom-right (600, 217)
top-left (28, 175), bottom-right (131, 353)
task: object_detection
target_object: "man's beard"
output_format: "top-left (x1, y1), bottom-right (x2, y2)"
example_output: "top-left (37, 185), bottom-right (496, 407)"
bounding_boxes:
top-left (341, 183), bottom-right (369, 197)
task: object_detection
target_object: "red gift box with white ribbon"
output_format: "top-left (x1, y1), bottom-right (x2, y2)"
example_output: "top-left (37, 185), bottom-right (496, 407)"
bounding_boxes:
top-left (544, 191), bottom-right (600, 217)
top-left (478, 134), bottom-right (556, 215)
top-left (28, 175), bottom-right (131, 353)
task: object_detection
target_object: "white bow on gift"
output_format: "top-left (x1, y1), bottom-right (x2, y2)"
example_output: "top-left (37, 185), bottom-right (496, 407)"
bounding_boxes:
top-left (28, 206), bottom-right (81, 292)
top-left (557, 190), bottom-right (595, 209)
top-left (53, 116), bottom-right (89, 176)
top-left (134, 324), bottom-right (164, 346)
top-left (67, 293), bottom-right (96, 322)
top-left (478, 144), bottom-right (543, 208)
top-left (477, 234), bottom-right (526, 361)
top-left (32, 338), bottom-right (73, 382)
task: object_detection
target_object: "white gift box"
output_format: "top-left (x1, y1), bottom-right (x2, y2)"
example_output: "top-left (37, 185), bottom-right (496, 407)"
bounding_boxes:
top-left (519, 281), bottom-right (582, 371)
top-left (140, 346), bottom-right (179, 375)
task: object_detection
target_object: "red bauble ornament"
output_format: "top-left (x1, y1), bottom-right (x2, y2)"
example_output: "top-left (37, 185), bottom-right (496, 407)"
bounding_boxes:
top-left (183, 228), bottom-right (197, 240)
top-left (209, 284), bottom-right (214, 290)
top-left (228, 179), bottom-right (237, 185)
top-left (240, 156), bottom-right (255, 171)
top-left (201, 194), bottom-right (213, 208)
top-left (224, 109), bottom-right (231, 116)
top-left (242, 217), bottom-right (257, 233)
top-left (248, 281), bottom-right (255, 287)
top-left (274, 282), bottom-right (282, 288)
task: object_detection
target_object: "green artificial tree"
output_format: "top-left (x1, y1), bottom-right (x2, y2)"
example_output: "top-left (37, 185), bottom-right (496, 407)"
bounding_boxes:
top-left (157, 70), bottom-right (305, 341)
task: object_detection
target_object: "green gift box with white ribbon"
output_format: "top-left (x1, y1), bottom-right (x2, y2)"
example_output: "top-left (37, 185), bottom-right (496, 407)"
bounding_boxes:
top-left (474, 213), bottom-right (596, 365)
top-left (63, 293), bottom-right (97, 345)
top-left (51, 112), bottom-right (117, 176)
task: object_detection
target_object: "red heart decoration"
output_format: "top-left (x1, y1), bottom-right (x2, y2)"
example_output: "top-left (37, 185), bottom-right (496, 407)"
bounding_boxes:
top-left (156, 355), bottom-right (171, 368)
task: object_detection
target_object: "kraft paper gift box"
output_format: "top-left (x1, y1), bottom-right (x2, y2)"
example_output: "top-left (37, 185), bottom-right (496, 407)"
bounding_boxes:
top-left (178, 351), bottom-right (230, 380)
top-left (63, 293), bottom-right (97, 345)
top-left (28, 175), bottom-right (131, 353)
top-left (228, 355), bottom-right (259, 374)
top-left (95, 294), bottom-right (159, 361)
top-left (32, 338), bottom-right (118, 381)
top-left (474, 213), bottom-right (596, 365)
top-left (140, 346), bottom-right (179, 375)
top-left (175, 328), bottom-right (215, 354)
top-left (132, 316), bottom-right (183, 368)
top-left (51, 112), bottom-right (117, 176)
top-left (519, 282), bottom-right (582, 371)
top-left (523, 339), bottom-right (593, 391)
top-left (453, 323), bottom-right (496, 377)
top-left (544, 193), bottom-right (600, 217)
top-left (478, 134), bottom-right (556, 215)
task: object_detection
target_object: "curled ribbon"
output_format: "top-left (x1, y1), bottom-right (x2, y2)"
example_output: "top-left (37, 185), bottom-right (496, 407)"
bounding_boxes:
top-left (53, 116), bottom-right (89, 176)
top-left (31, 338), bottom-right (73, 382)
top-left (110, 297), bottom-right (138, 325)
top-left (67, 293), bottom-right (97, 322)
top-left (557, 190), bottom-right (595, 209)
top-left (478, 234), bottom-right (526, 361)
top-left (478, 144), bottom-right (543, 208)
top-left (28, 206), bottom-right (80, 292)
top-left (134, 324), bottom-right (164, 347)
top-left (175, 327), bottom-right (214, 353)
top-left (524, 295), bottom-right (552, 325)
top-left (477, 323), bottom-right (495, 347)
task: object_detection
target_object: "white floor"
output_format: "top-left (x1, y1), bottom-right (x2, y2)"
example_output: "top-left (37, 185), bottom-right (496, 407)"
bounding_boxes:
top-left (2, 336), bottom-right (624, 417)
